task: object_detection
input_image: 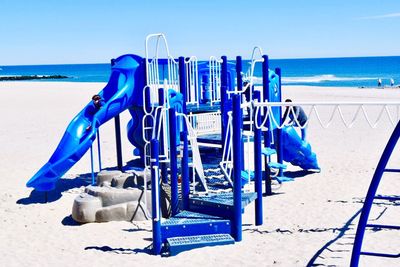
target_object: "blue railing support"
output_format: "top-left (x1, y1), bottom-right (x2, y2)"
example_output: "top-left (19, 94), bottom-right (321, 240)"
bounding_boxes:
top-left (150, 139), bottom-right (162, 255)
top-left (253, 91), bottom-right (263, 225)
top-left (114, 115), bottom-right (123, 171)
top-left (178, 57), bottom-right (187, 113)
top-left (221, 56), bottom-right (228, 152)
top-left (96, 129), bottom-right (102, 171)
top-left (181, 130), bottom-right (189, 210)
top-left (236, 56), bottom-right (245, 171)
top-left (262, 55), bottom-right (272, 195)
top-left (350, 120), bottom-right (400, 266)
top-left (169, 108), bottom-right (179, 216)
top-left (158, 88), bottom-right (168, 184)
top-left (90, 145), bottom-right (95, 185)
top-left (232, 94), bottom-right (243, 241)
top-left (275, 68), bottom-right (284, 178)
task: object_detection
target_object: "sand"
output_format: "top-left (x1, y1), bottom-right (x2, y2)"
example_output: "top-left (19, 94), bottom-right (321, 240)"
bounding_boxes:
top-left (0, 82), bottom-right (399, 267)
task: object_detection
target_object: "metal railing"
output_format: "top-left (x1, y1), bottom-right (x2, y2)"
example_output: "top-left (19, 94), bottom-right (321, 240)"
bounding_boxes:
top-left (253, 102), bottom-right (400, 130)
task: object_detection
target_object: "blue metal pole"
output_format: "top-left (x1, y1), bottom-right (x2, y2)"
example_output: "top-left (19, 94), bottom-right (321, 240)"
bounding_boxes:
top-left (158, 88), bottom-right (168, 184)
top-left (90, 145), bottom-right (95, 185)
top-left (178, 56), bottom-right (189, 210)
top-left (150, 139), bottom-right (162, 255)
top-left (232, 94), bottom-right (243, 241)
top-left (253, 91), bottom-right (263, 226)
top-left (221, 56), bottom-right (228, 152)
top-left (275, 68), bottom-right (284, 178)
top-left (169, 108), bottom-right (179, 216)
top-left (350, 121), bottom-right (400, 267)
top-left (114, 115), bottom-right (123, 171)
top-left (181, 130), bottom-right (189, 210)
top-left (96, 129), bottom-right (102, 171)
top-left (178, 57), bottom-right (187, 113)
top-left (262, 55), bottom-right (272, 195)
top-left (236, 56), bottom-right (244, 171)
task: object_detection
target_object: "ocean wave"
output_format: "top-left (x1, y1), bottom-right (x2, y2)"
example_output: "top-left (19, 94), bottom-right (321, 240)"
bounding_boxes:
top-left (246, 74), bottom-right (376, 84)
top-left (282, 74), bottom-right (376, 83)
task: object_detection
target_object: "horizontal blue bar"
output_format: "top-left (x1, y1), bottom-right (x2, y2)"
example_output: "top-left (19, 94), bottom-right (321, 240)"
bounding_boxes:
top-left (383, 168), bottom-right (400, 172)
top-left (374, 195), bottom-right (400, 201)
top-left (366, 223), bottom-right (400, 230)
top-left (360, 251), bottom-right (400, 258)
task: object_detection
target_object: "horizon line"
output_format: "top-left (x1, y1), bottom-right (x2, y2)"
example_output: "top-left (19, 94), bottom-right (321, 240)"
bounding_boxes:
top-left (1, 54), bottom-right (400, 67)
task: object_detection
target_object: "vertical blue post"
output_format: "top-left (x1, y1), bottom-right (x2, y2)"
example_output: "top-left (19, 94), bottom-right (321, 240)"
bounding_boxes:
top-left (253, 91), bottom-right (263, 225)
top-left (150, 139), bottom-right (162, 255)
top-left (262, 55), bottom-right (272, 195)
top-left (236, 56), bottom-right (244, 171)
top-left (181, 130), bottom-right (189, 210)
top-left (232, 94), bottom-right (242, 241)
top-left (158, 88), bottom-right (168, 184)
top-left (178, 57), bottom-right (187, 113)
top-left (90, 145), bottom-right (95, 185)
top-left (179, 56), bottom-right (189, 210)
top-left (275, 68), bottom-right (284, 178)
top-left (114, 115), bottom-right (123, 171)
top-left (220, 56), bottom-right (228, 152)
top-left (96, 130), bottom-right (102, 171)
top-left (169, 108), bottom-right (179, 216)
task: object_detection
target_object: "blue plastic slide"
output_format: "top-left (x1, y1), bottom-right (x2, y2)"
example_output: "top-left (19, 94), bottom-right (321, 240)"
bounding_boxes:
top-left (281, 126), bottom-right (320, 171)
top-left (27, 54), bottom-right (145, 191)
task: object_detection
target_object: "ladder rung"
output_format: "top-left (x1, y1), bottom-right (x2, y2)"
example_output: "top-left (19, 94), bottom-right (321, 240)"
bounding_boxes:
top-left (366, 223), bottom-right (400, 230)
top-left (384, 168), bottom-right (400, 173)
top-left (374, 195), bottom-right (400, 201)
top-left (360, 251), bottom-right (400, 258)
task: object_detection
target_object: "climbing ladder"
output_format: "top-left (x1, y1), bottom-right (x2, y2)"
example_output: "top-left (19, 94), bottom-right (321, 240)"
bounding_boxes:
top-left (350, 120), bottom-right (400, 266)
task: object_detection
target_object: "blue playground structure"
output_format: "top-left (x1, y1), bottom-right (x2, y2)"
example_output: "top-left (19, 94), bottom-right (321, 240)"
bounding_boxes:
top-left (27, 34), bottom-right (320, 255)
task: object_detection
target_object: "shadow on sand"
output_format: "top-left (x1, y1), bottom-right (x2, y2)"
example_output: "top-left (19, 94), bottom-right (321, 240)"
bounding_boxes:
top-left (284, 170), bottom-right (318, 179)
top-left (84, 245), bottom-right (152, 255)
top-left (17, 173), bottom-right (93, 205)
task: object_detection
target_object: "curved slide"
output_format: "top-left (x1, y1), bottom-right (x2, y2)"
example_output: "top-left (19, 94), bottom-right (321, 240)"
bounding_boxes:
top-left (281, 126), bottom-right (320, 171)
top-left (27, 54), bottom-right (145, 191)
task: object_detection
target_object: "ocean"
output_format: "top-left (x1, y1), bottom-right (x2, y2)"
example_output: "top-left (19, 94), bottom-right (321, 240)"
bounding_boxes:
top-left (1, 56), bottom-right (399, 88)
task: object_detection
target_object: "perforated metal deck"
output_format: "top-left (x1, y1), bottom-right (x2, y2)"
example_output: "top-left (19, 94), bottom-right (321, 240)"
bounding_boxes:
top-left (189, 192), bottom-right (257, 218)
top-left (167, 233), bottom-right (235, 256)
top-left (161, 210), bottom-right (232, 242)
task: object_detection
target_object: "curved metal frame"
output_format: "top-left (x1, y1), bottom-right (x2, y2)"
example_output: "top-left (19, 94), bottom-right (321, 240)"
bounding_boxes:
top-left (350, 120), bottom-right (400, 266)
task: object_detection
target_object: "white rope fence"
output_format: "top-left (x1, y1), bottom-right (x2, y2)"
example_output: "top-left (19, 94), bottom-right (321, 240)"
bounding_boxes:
top-left (254, 102), bottom-right (400, 130)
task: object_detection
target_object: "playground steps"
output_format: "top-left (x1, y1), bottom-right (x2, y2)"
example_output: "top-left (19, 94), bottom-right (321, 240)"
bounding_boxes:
top-left (262, 147), bottom-right (276, 156)
top-left (161, 210), bottom-right (232, 242)
top-left (166, 233), bottom-right (234, 256)
top-left (188, 192), bottom-right (257, 219)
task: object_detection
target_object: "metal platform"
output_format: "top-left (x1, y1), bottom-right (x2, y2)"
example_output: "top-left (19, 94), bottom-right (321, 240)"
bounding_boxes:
top-left (161, 210), bottom-right (231, 242)
top-left (167, 233), bottom-right (234, 256)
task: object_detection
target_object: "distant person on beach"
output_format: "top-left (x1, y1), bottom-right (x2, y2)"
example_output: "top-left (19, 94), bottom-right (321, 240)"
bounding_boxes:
top-left (378, 78), bottom-right (382, 87)
top-left (86, 94), bottom-right (104, 131)
top-left (390, 78), bottom-right (395, 87)
top-left (282, 99), bottom-right (308, 141)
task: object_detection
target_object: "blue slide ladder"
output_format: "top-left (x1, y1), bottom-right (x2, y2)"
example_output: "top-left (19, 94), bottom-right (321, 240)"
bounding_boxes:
top-left (350, 120), bottom-right (400, 266)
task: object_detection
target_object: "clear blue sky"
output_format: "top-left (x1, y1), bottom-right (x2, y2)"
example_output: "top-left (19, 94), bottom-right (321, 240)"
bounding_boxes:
top-left (1, 0), bottom-right (400, 65)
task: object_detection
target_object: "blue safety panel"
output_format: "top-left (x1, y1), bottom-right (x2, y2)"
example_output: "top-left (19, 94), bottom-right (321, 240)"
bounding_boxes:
top-left (161, 211), bottom-right (231, 242)
top-left (167, 233), bottom-right (235, 256)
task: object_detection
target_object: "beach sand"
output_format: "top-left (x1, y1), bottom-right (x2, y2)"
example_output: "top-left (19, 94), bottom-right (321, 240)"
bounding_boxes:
top-left (0, 82), bottom-right (399, 267)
